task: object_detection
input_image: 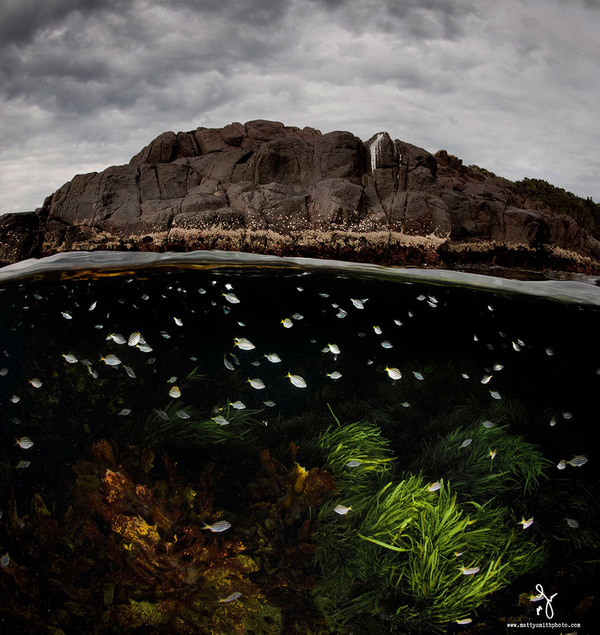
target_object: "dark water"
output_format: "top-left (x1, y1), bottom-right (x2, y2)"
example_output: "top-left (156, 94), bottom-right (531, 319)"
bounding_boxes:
top-left (0, 252), bottom-right (598, 634)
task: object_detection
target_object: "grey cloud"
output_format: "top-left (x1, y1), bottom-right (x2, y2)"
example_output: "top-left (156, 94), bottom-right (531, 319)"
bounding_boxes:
top-left (0, 0), bottom-right (128, 47)
top-left (0, 0), bottom-right (293, 115)
top-left (302, 0), bottom-right (477, 40)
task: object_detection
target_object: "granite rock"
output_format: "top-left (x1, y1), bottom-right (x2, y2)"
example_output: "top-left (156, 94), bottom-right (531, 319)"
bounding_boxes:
top-left (3, 120), bottom-right (600, 271)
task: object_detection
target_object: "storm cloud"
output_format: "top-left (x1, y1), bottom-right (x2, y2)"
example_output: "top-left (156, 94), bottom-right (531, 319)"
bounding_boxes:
top-left (1, 0), bottom-right (599, 213)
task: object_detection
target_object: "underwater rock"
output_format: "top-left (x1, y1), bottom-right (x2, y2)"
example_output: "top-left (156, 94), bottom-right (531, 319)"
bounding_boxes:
top-left (3, 120), bottom-right (600, 273)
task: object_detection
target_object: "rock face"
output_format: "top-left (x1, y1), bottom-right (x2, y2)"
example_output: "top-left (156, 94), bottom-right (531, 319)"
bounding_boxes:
top-left (3, 119), bottom-right (600, 271)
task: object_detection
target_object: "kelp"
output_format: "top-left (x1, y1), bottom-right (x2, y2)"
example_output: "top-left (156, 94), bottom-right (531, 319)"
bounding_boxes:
top-left (0, 438), bottom-right (336, 634)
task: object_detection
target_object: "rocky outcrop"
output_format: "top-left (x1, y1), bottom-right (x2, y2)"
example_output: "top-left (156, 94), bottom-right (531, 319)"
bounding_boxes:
top-left (3, 120), bottom-right (600, 272)
top-left (0, 211), bottom-right (43, 266)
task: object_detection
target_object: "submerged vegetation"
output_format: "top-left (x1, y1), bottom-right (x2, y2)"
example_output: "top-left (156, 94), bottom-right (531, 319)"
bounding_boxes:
top-left (314, 415), bottom-right (547, 632)
top-left (0, 263), bottom-right (598, 632)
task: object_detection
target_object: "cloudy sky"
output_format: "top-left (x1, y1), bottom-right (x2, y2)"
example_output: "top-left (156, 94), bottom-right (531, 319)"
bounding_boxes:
top-left (1, 0), bottom-right (599, 214)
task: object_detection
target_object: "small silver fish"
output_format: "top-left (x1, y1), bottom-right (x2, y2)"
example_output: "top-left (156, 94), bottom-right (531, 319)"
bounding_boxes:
top-left (62, 353), bottom-right (78, 364)
top-left (480, 374), bottom-right (492, 384)
top-left (562, 412), bottom-right (573, 420)
top-left (413, 371), bottom-right (424, 381)
top-left (291, 313), bottom-right (304, 320)
top-left (174, 317), bottom-right (183, 326)
top-left (128, 332), bottom-right (141, 347)
top-left (61, 311), bottom-right (72, 320)
top-left (566, 518), bottom-right (579, 528)
top-left (213, 415), bottom-right (230, 425)
top-left (461, 373), bottom-right (470, 379)
top-left (327, 371), bottom-right (342, 380)
top-left (203, 520), bottom-right (231, 533)
top-left (556, 459), bottom-right (567, 470)
top-left (224, 356), bottom-right (235, 370)
top-left (264, 353), bottom-right (282, 364)
top-left (345, 460), bottom-right (362, 468)
top-left (118, 408), bottom-right (131, 416)
top-left (176, 410), bottom-right (190, 419)
top-left (567, 455), bottom-right (588, 467)
top-left (286, 373), bottom-right (307, 388)
top-left (350, 298), bottom-right (367, 309)
top-left (481, 420), bottom-right (495, 428)
top-left (169, 386), bottom-right (181, 398)
top-left (16, 460), bottom-right (31, 469)
top-left (167, 376), bottom-right (177, 383)
top-left (15, 437), bottom-right (34, 449)
top-left (428, 482), bottom-right (441, 492)
top-left (234, 337), bottom-right (255, 351)
top-left (336, 309), bottom-right (348, 319)
top-left (381, 341), bottom-right (393, 349)
top-left (137, 343), bottom-right (153, 353)
top-left (518, 517), bottom-right (534, 529)
top-left (223, 292), bottom-right (240, 304)
top-left (0, 368), bottom-right (8, 376)
top-left (230, 401), bottom-right (246, 410)
top-left (108, 333), bottom-right (126, 345)
top-left (493, 363), bottom-right (504, 371)
top-left (101, 354), bottom-right (121, 366)
top-left (490, 391), bottom-right (501, 400)
top-left (219, 591), bottom-right (243, 603)
top-left (123, 366), bottom-right (136, 379)
top-left (385, 366), bottom-right (402, 380)
top-left (459, 566), bottom-right (480, 575)
top-left (263, 400), bottom-right (276, 407)
top-left (29, 378), bottom-right (42, 388)
top-left (456, 618), bottom-right (472, 625)
top-left (334, 504), bottom-right (352, 515)
top-left (155, 410), bottom-right (169, 420)
top-left (0, 553), bottom-right (9, 568)
top-left (546, 347), bottom-right (555, 356)
top-left (460, 438), bottom-right (473, 449)
top-left (327, 343), bottom-right (341, 355)
top-left (281, 318), bottom-right (293, 328)
top-left (248, 378), bottom-right (266, 390)
top-left (10, 395), bottom-right (20, 404)
top-left (373, 325), bottom-right (382, 335)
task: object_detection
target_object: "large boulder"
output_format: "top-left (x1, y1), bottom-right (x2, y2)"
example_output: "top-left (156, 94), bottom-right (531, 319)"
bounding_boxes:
top-left (2, 119), bottom-right (599, 272)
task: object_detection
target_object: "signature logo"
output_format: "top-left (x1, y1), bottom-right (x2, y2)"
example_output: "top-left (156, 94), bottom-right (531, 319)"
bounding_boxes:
top-left (531, 583), bottom-right (557, 619)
